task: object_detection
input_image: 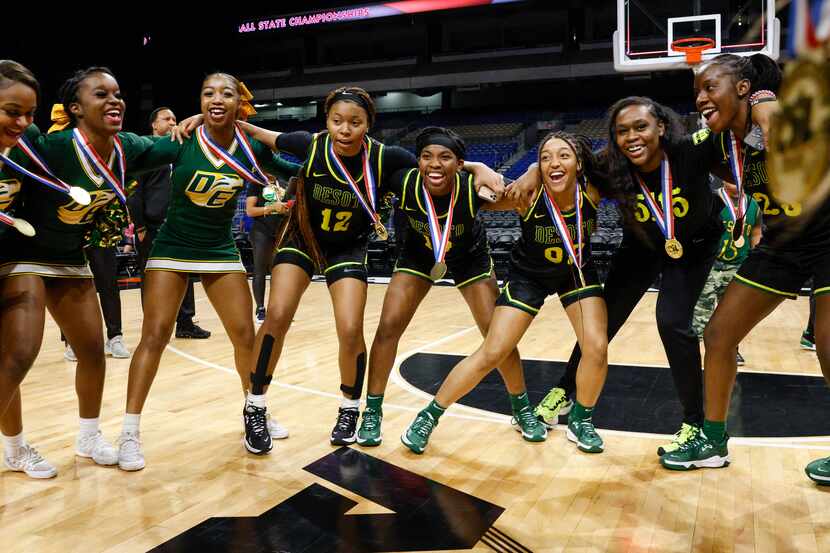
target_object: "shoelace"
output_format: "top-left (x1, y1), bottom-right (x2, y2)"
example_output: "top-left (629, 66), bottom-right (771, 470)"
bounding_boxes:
top-left (19, 445), bottom-right (46, 467)
top-left (673, 425), bottom-right (698, 444)
top-left (362, 409), bottom-right (380, 431)
top-left (336, 409), bottom-right (358, 432)
top-left (121, 433), bottom-right (141, 454)
top-left (577, 420), bottom-right (598, 439)
top-left (413, 414), bottom-right (435, 438)
top-left (246, 406), bottom-right (268, 434)
top-left (516, 407), bottom-right (539, 429)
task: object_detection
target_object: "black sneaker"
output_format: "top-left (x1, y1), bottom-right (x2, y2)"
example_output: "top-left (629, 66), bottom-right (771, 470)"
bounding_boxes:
top-left (175, 324), bottom-right (211, 339)
top-left (243, 403), bottom-right (273, 455)
top-left (331, 407), bottom-right (359, 445)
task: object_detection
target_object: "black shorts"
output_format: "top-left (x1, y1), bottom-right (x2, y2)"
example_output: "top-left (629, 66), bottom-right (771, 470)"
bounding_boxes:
top-left (394, 242), bottom-right (493, 289)
top-left (735, 240), bottom-right (830, 299)
top-left (274, 235), bottom-right (368, 286)
top-left (496, 262), bottom-right (603, 316)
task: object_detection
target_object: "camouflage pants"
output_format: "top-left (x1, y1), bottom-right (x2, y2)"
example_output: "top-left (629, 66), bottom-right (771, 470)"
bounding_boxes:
top-left (692, 261), bottom-right (740, 337)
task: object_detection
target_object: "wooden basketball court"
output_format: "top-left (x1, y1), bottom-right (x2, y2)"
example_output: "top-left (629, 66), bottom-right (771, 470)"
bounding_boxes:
top-left (2, 281), bottom-right (828, 552)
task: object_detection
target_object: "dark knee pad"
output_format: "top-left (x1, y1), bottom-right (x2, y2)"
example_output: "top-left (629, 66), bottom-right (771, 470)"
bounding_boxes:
top-left (340, 351), bottom-right (366, 399)
top-left (250, 334), bottom-right (275, 394)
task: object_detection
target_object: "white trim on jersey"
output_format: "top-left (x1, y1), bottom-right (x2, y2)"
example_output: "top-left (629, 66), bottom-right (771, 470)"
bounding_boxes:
top-left (145, 258), bottom-right (245, 273)
top-left (0, 262), bottom-right (92, 278)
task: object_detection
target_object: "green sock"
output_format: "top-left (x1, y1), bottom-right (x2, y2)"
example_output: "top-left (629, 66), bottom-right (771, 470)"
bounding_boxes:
top-left (570, 400), bottom-right (594, 422)
top-left (703, 419), bottom-right (726, 442)
top-left (366, 394), bottom-right (384, 412)
top-left (509, 391), bottom-right (531, 413)
top-left (424, 400), bottom-right (446, 421)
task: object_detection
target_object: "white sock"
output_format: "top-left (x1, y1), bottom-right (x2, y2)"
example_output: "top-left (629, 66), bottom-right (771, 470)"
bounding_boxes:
top-left (79, 417), bottom-right (99, 436)
top-left (341, 398), bottom-right (360, 410)
top-left (246, 393), bottom-right (267, 409)
top-left (123, 414), bottom-right (141, 434)
top-left (2, 432), bottom-right (24, 455)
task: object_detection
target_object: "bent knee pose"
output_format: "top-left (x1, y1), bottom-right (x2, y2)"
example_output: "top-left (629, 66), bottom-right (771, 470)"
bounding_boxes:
top-left (660, 55), bottom-right (830, 476)
top-left (117, 73), bottom-right (301, 471)
top-left (358, 127), bottom-right (524, 447)
top-left (238, 88), bottom-right (503, 446)
top-left (538, 96), bottom-right (746, 458)
top-left (0, 66), bottom-right (167, 475)
top-left (401, 132), bottom-right (610, 455)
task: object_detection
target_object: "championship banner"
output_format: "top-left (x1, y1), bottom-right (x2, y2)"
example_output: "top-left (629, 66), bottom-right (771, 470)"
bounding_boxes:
top-left (238, 0), bottom-right (525, 34)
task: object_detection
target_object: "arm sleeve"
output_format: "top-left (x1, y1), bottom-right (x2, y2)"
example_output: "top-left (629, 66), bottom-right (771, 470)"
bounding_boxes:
top-left (128, 134), bottom-right (181, 174)
top-left (386, 168), bottom-right (409, 197)
top-left (382, 145), bottom-right (417, 175)
top-left (275, 131), bottom-right (314, 158)
top-left (128, 177), bottom-right (146, 229)
top-left (679, 128), bottom-right (725, 170)
top-left (256, 139), bottom-right (302, 181)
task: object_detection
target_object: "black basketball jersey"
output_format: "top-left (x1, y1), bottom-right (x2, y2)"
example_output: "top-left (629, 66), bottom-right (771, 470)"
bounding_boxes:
top-left (391, 168), bottom-right (487, 262)
top-left (510, 185), bottom-right (598, 279)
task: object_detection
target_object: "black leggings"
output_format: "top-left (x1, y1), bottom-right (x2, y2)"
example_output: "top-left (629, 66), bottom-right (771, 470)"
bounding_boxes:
top-left (88, 245), bottom-right (122, 340)
top-left (250, 225), bottom-right (277, 310)
top-left (558, 237), bottom-right (717, 426)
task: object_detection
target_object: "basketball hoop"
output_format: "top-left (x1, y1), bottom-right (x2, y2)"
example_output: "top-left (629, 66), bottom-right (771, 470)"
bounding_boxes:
top-left (671, 37), bottom-right (716, 65)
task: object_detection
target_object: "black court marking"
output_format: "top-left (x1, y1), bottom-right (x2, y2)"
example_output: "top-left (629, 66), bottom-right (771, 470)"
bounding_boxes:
top-left (150, 447), bottom-right (504, 552)
top-left (399, 352), bottom-right (830, 437)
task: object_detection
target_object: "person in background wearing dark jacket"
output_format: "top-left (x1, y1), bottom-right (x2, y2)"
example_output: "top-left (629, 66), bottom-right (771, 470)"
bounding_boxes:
top-left (245, 175), bottom-right (289, 324)
top-left (128, 107), bottom-right (210, 339)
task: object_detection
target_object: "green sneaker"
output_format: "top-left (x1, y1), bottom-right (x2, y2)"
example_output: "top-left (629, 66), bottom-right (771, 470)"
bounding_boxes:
top-left (511, 406), bottom-right (548, 442)
top-left (801, 333), bottom-right (817, 351)
top-left (356, 407), bottom-right (383, 447)
top-left (656, 423), bottom-right (700, 456)
top-left (401, 411), bottom-right (437, 454)
top-left (660, 432), bottom-right (730, 471)
top-left (533, 387), bottom-right (573, 429)
top-left (566, 418), bottom-right (604, 453)
top-left (805, 456), bottom-right (830, 485)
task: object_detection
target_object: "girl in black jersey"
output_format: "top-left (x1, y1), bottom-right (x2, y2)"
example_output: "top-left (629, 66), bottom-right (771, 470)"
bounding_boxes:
top-left (661, 55), bottom-right (830, 479)
top-left (401, 132), bottom-right (610, 455)
top-left (537, 98), bottom-right (730, 459)
top-left (233, 87), bottom-right (505, 446)
top-left (356, 127), bottom-right (533, 447)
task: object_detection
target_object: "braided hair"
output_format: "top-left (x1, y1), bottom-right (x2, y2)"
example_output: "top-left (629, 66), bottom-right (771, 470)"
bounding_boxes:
top-left (695, 53), bottom-right (782, 94)
top-left (57, 66), bottom-right (116, 125)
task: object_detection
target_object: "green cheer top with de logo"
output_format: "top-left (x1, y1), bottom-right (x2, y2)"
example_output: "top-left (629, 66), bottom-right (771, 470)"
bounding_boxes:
top-left (0, 128), bottom-right (158, 278)
top-left (144, 129), bottom-right (301, 273)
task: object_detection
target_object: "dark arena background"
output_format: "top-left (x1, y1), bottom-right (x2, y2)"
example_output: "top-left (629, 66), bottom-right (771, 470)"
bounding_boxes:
top-left (4, 2), bottom-right (830, 553)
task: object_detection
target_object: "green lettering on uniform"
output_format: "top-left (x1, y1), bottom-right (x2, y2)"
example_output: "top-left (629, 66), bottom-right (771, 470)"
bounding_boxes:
top-left (692, 128), bottom-right (711, 145)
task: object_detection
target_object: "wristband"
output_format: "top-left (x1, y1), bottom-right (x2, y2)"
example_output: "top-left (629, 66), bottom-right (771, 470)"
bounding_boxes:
top-left (749, 90), bottom-right (776, 106)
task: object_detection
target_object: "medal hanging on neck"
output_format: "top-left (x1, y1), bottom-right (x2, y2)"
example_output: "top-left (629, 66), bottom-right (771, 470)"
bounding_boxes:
top-left (718, 186), bottom-right (748, 248)
top-left (198, 124), bottom-right (270, 187)
top-left (0, 210), bottom-right (34, 236)
top-left (637, 156), bottom-right (683, 259)
top-left (541, 179), bottom-right (586, 287)
top-left (327, 137), bottom-right (387, 240)
top-left (72, 128), bottom-right (127, 206)
top-left (725, 131), bottom-right (748, 242)
top-left (1, 138), bottom-right (91, 205)
top-left (420, 173), bottom-right (456, 280)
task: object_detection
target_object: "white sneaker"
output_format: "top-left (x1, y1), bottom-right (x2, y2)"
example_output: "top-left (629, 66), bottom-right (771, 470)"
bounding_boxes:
top-left (64, 345), bottom-right (77, 362)
top-left (105, 335), bottom-right (130, 359)
top-left (241, 413), bottom-right (289, 440)
top-left (4, 444), bottom-right (57, 479)
top-left (118, 431), bottom-right (145, 471)
top-left (75, 430), bottom-right (118, 466)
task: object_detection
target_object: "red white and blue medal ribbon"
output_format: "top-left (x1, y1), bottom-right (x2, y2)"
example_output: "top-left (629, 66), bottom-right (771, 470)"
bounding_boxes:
top-left (541, 180), bottom-right (585, 286)
top-left (72, 128), bottom-right (127, 206)
top-left (327, 137), bottom-right (380, 226)
top-left (420, 173), bottom-right (456, 273)
top-left (0, 138), bottom-right (91, 205)
top-left (637, 157), bottom-right (683, 258)
top-left (0, 210), bottom-right (34, 236)
top-left (198, 124), bottom-right (270, 186)
top-left (718, 187), bottom-right (748, 246)
top-left (725, 131), bottom-right (748, 239)
top-left (637, 157), bottom-right (676, 241)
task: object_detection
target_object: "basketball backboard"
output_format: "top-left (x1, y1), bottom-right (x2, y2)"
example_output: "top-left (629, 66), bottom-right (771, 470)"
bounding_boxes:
top-left (614, 0), bottom-right (781, 72)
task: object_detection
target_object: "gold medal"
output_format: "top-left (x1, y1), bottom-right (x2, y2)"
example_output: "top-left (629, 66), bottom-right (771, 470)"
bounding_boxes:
top-left (374, 220), bottom-right (388, 241)
top-left (13, 217), bottom-right (35, 237)
top-left (734, 233), bottom-right (746, 248)
top-left (665, 238), bottom-right (683, 259)
top-left (768, 51), bottom-right (830, 213)
top-left (429, 262), bottom-right (447, 280)
top-left (262, 184), bottom-right (278, 202)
